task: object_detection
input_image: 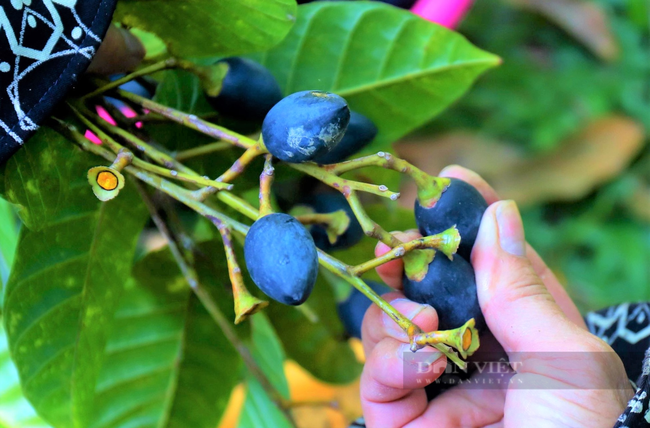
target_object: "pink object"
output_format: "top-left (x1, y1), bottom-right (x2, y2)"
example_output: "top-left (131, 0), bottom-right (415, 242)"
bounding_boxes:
top-left (411, 0), bottom-right (475, 29)
top-left (96, 106), bottom-right (117, 126)
top-left (85, 130), bottom-right (102, 145)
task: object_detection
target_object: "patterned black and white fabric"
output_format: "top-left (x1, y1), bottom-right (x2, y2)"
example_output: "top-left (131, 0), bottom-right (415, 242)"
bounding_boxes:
top-left (0, 0), bottom-right (116, 165)
top-left (350, 303), bottom-right (650, 428)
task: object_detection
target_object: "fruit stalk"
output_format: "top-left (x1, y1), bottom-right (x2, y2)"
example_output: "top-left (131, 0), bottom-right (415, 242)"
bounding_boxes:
top-left (82, 58), bottom-right (178, 101)
top-left (130, 179), bottom-right (293, 423)
top-left (326, 153), bottom-right (450, 206)
top-left (116, 91), bottom-right (401, 200)
top-left (118, 90), bottom-right (254, 149)
top-left (174, 141), bottom-right (232, 161)
top-left (60, 119), bottom-right (470, 368)
top-left (258, 154), bottom-right (275, 217)
top-left (71, 107), bottom-right (233, 190)
top-left (348, 226), bottom-right (461, 276)
top-left (290, 163), bottom-right (400, 200)
top-left (209, 216), bottom-right (269, 324)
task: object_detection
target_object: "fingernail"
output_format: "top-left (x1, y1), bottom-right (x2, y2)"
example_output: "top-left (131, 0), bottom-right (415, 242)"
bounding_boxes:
top-left (118, 27), bottom-right (145, 62)
top-left (439, 165), bottom-right (457, 177)
top-left (397, 343), bottom-right (444, 365)
top-left (383, 299), bottom-right (432, 340)
top-left (496, 200), bottom-right (526, 257)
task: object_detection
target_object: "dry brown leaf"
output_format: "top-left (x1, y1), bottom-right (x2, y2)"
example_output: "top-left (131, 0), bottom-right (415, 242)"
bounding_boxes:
top-left (507, 0), bottom-right (619, 61)
top-left (627, 181), bottom-right (650, 223)
top-left (396, 116), bottom-right (644, 208)
top-left (494, 116), bottom-right (645, 205)
top-left (396, 132), bottom-right (527, 208)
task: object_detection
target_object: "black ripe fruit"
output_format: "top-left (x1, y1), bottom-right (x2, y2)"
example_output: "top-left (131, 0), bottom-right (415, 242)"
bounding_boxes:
top-left (306, 192), bottom-right (363, 251)
top-left (403, 254), bottom-right (486, 333)
top-left (206, 57), bottom-right (282, 122)
top-left (313, 111), bottom-right (378, 164)
top-left (262, 90), bottom-right (350, 163)
top-left (337, 281), bottom-right (392, 339)
top-left (244, 213), bottom-right (318, 305)
top-left (415, 178), bottom-right (488, 260)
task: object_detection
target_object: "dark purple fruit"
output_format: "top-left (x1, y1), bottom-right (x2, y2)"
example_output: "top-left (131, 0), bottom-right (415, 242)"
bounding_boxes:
top-left (207, 57), bottom-right (283, 122)
top-left (305, 192), bottom-right (364, 251)
top-left (244, 213), bottom-right (319, 305)
top-left (414, 178), bottom-right (488, 260)
top-left (337, 281), bottom-right (392, 339)
top-left (262, 90), bottom-right (350, 163)
top-left (403, 253), bottom-right (486, 333)
top-left (313, 111), bottom-right (378, 164)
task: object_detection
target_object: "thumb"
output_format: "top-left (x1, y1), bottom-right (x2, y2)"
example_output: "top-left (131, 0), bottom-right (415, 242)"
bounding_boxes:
top-left (471, 200), bottom-right (582, 353)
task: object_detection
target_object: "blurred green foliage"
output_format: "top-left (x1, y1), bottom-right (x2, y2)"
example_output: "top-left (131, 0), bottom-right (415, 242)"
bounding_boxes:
top-left (420, 0), bottom-right (650, 311)
top-left (431, 0), bottom-right (650, 152)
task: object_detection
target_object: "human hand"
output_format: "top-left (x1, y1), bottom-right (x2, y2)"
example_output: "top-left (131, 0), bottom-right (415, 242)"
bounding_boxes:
top-left (360, 165), bottom-right (634, 427)
top-left (86, 25), bottom-right (145, 75)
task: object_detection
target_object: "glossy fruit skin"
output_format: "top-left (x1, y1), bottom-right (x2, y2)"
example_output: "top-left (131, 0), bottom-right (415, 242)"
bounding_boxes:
top-left (262, 90), bottom-right (350, 163)
top-left (414, 178), bottom-right (488, 260)
top-left (403, 253), bottom-right (486, 333)
top-left (313, 111), bottom-right (378, 164)
top-left (305, 192), bottom-right (364, 251)
top-left (337, 281), bottom-right (392, 339)
top-left (207, 57), bottom-right (283, 122)
top-left (244, 213), bottom-right (319, 305)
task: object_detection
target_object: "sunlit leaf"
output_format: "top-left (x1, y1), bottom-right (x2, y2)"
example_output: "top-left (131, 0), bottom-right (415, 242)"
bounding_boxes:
top-left (248, 313), bottom-right (289, 399)
top-left (115, 0), bottom-right (298, 58)
top-left (0, 128), bottom-right (148, 427)
top-left (0, 198), bottom-right (19, 294)
top-left (253, 2), bottom-right (500, 150)
top-left (237, 377), bottom-right (292, 428)
top-left (91, 245), bottom-right (243, 428)
top-left (0, 320), bottom-right (50, 428)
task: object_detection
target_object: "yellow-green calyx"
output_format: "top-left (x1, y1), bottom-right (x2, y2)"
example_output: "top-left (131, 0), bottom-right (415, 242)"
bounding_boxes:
top-left (87, 166), bottom-right (126, 201)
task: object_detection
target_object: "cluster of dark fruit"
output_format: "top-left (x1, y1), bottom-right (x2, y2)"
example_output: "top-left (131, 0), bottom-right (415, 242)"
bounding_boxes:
top-left (210, 54), bottom-right (487, 343)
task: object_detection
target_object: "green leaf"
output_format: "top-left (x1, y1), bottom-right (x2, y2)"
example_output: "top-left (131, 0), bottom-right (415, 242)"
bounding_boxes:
top-left (0, 198), bottom-right (19, 298)
top-left (248, 313), bottom-right (289, 399)
top-left (115, 0), bottom-right (298, 58)
top-left (153, 70), bottom-right (215, 116)
top-left (237, 377), bottom-right (292, 428)
top-left (252, 2), bottom-right (500, 150)
top-left (0, 320), bottom-right (51, 428)
top-left (91, 248), bottom-right (242, 428)
top-left (0, 128), bottom-right (148, 428)
top-left (266, 276), bottom-right (362, 384)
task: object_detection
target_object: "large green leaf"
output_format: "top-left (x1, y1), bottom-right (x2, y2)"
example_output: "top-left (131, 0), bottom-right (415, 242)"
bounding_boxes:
top-left (91, 248), bottom-right (242, 428)
top-left (238, 315), bottom-right (292, 428)
top-left (0, 128), bottom-right (148, 428)
top-left (267, 277), bottom-right (362, 384)
top-left (0, 320), bottom-right (50, 428)
top-left (0, 198), bottom-right (19, 303)
top-left (248, 313), bottom-right (289, 399)
top-left (237, 378), bottom-right (292, 428)
top-left (115, 0), bottom-right (298, 58)
top-left (252, 2), bottom-right (500, 150)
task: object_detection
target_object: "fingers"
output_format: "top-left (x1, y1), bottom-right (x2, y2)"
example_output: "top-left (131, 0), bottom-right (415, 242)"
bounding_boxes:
top-left (374, 230), bottom-right (422, 289)
top-left (361, 293), bottom-right (436, 357)
top-left (417, 371), bottom-right (508, 427)
top-left (440, 164), bottom-right (500, 205)
top-left (360, 294), bottom-right (447, 427)
top-left (87, 26), bottom-right (145, 75)
top-left (526, 244), bottom-right (586, 329)
top-left (471, 200), bottom-right (582, 354)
